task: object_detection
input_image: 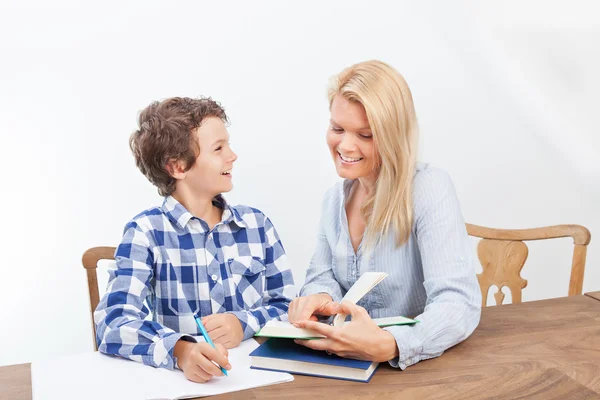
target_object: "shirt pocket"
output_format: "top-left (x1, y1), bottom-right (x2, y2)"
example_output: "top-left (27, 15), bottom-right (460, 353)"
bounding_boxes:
top-left (156, 261), bottom-right (201, 317)
top-left (227, 256), bottom-right (266, 308)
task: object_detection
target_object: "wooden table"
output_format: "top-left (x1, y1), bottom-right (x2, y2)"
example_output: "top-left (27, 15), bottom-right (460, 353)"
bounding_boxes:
top-left (586, 291), bottom-right (600, 302)
top-left (3, 295), bottom-right (600, 399)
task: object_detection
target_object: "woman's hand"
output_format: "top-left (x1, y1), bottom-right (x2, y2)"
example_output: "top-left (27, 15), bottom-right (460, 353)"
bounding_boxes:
top-left (288, 293), bottom-right (340, 323)
top-left (293, 301), bottom-right (399, 362)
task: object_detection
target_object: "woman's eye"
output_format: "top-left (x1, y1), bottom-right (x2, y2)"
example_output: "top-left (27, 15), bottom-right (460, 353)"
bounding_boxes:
top-left (215, 146), bottom-right (222, 151)
top-left (360, 134), bottom-right (373, 139)
top-left (331, 127), bottom-right (343, 133)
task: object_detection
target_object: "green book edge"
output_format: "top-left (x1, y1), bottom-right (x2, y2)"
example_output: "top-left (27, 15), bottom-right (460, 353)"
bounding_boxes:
top-left (254, 318), bottom-right (419, 340)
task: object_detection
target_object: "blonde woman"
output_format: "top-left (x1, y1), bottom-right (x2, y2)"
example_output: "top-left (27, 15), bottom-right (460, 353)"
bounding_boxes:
top-left (288, 60), bottom-right (481, 369)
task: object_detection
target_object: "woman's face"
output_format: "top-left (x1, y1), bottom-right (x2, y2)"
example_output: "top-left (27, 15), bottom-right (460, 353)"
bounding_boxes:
top-left (326, 95), bottom-right (378, 181)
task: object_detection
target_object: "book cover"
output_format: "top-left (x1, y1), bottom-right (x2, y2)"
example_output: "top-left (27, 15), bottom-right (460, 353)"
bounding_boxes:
top-left (249, 338), bottom-right (379, 383)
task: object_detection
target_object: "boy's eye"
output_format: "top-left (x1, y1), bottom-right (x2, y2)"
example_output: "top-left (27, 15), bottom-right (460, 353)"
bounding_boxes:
top-left (215, 142), bottom-right (231, 152)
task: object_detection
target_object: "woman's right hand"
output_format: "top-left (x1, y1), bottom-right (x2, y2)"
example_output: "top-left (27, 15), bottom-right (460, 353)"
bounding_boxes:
top-left (288, 293), bottom-right (340, 323)
top-left (174, 340), bottom-right (231, 383)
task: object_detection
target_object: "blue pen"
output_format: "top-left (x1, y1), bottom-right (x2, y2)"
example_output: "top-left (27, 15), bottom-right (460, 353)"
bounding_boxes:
top-left (194, 313), bottom-right (229, 376)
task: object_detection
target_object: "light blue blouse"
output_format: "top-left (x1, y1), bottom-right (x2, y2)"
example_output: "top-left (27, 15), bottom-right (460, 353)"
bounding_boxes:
top-left (300, 163), bottom-right (482, 369)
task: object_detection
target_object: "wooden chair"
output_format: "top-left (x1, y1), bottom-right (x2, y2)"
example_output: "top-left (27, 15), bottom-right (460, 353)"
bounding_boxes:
top-left (82, 246), bottom-right (117, 350)
top-left (467, 224), bottom-right (591, 306)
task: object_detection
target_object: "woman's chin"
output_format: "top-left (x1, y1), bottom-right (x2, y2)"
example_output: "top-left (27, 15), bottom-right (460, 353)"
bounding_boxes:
top-left (335, 166), bottom-right (364, 180)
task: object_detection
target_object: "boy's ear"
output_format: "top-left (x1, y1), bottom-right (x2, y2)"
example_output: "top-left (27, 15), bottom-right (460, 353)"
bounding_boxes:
top-left (166, 159), bottom-right (187, 180)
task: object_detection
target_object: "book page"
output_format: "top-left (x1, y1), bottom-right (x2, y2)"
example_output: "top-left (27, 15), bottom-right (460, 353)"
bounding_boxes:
top-left (255, 314), bottom-right (417, 340)
top-left (255, 320), bottom-right (326, 339)
top-left (332, 272), bottom-right (388, 327)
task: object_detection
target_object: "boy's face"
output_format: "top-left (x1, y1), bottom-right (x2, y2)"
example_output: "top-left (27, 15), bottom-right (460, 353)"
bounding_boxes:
top-left (176, 117), bottom-right (237, 197)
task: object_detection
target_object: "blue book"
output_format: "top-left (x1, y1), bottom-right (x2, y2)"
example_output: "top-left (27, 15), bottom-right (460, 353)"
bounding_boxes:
top-left (249, 338), bottom-right (379, 383)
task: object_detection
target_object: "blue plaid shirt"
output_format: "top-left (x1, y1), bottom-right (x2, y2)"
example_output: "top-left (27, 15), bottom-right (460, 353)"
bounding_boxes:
top-left (94, 195), bottom-right (296, 369)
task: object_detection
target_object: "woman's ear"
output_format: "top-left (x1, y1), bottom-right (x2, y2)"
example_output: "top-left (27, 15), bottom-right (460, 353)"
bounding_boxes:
top-left (166, 159), bottom-right (187, 179)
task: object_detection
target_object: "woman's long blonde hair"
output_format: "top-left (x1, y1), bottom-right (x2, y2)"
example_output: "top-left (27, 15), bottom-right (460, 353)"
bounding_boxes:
top-left (328, 60), bottom-right (418, 248)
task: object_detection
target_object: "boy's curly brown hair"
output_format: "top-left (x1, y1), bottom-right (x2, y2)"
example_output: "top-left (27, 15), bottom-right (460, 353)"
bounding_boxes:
top-left (129, 97), bottom-right (228, 196)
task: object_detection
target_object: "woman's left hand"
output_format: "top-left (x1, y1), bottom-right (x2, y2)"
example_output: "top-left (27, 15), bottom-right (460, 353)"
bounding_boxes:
top-left (293, 301), bottom-right (399, 362)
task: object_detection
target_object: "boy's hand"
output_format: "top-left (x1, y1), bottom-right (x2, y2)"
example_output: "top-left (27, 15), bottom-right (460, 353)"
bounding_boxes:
top-left (202, 313), bottom-right (244, 349)
top-left (173, 340), bottom-right (231, 383)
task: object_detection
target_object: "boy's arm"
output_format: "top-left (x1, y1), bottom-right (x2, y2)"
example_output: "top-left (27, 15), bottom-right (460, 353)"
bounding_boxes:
top-left (94, 222), bottom-right (195, 369)
top-left (227, 217), bottom-right (296, 339)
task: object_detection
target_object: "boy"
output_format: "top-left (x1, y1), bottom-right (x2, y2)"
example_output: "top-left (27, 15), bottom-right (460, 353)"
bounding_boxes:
top-left (94, 97), bottom-right (295, 383)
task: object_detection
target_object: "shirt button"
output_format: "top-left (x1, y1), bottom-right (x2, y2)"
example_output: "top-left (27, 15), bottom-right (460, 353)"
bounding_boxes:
top-left (211, 274), bottom-right (218, 282)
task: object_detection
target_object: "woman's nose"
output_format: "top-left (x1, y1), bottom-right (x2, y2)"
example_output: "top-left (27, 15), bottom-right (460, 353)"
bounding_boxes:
top-left (337, 132), bottom-right (357, 153)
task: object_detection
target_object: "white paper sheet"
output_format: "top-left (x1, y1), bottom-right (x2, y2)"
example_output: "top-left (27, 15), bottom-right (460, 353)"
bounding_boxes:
top-left (31, 338), bottom-right (293, 400)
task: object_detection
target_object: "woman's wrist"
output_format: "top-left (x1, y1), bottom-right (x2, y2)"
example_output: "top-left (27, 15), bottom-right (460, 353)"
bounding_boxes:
top-left (377, 331), bottom-right (399, 362)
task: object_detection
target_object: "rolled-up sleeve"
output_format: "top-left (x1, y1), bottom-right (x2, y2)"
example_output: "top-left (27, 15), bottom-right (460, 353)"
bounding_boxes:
top-left (384, 168), bottom-right (482, 369)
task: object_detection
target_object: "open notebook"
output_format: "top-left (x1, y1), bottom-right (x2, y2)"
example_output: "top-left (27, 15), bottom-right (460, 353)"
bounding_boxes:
top-left (255, 272), bottom-right (418, 339)
top-left (31, 338), bottom-right (292, 400)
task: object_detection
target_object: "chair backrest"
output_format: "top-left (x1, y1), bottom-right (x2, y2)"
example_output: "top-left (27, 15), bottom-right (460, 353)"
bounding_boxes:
top-left (82, 246), bottom-right (117, 350)
top-left (467, 224), bottom-right (591, 306)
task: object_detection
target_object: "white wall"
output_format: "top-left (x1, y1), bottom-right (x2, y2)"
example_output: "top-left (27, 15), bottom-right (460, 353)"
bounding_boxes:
top-left (0, 0), bottom-right (598, 366)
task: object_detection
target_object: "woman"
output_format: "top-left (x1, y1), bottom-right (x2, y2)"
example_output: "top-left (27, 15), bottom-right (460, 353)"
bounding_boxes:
top-left (288, 60), bottom-right (481, 369)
